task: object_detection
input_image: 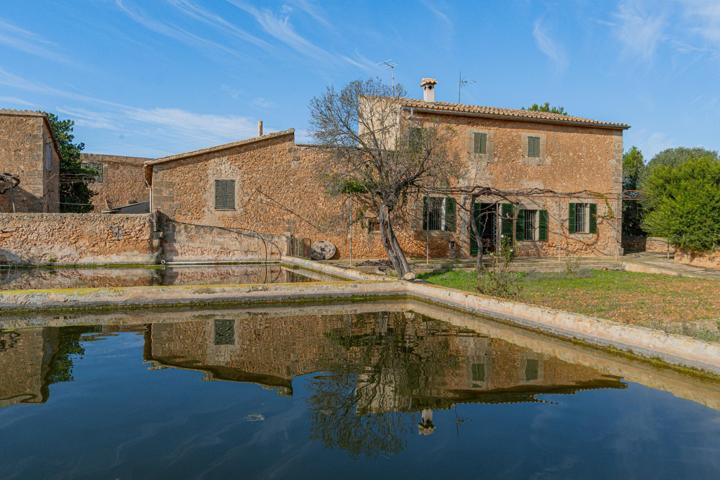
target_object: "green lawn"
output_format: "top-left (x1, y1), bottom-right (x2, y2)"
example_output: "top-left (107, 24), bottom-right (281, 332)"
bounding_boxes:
top-left (419, 269), bottom-right (720, 342)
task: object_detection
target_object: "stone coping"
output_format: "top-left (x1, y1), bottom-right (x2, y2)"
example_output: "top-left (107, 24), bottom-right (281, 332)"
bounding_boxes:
top-left (1, 257), bottom-right (718, 376)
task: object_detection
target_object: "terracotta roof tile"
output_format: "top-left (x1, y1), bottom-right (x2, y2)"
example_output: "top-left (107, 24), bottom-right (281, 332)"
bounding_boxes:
top-left (396, 98), bottom-right (630, 129)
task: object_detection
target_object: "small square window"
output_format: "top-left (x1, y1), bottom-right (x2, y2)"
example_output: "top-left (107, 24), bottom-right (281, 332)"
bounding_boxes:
top-left (527, 136), bottom-right (541, 158)
top-left (570, 203), bottom-right (596, 234)
top-left (473, 132), bottom-right (488, 155)
top-left (214, 179), bottom-right (236, 210)
top-left (367, 218), bottom-right (380, 233)
top-left (214, 319), bottom-right (235, 345)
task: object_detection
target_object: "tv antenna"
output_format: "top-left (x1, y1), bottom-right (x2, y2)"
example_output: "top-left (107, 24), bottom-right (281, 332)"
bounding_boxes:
top-left (458, 72), bottom-right (476, 103)
top-left (381, 60), bottom-right (397, 90)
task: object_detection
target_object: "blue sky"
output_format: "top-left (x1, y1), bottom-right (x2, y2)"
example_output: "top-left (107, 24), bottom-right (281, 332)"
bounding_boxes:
top-left (1, 0), bottom-right (718, 159)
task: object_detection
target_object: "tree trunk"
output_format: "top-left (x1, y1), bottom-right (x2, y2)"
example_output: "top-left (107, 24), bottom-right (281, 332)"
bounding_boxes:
top-left (377, 203), bottom-right (411, 277)
top-left (469, 196), bottom-right (484, 273)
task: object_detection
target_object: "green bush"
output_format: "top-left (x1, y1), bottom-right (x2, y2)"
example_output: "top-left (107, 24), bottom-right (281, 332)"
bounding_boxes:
top-left (642, 157), bottom-right (720, 252)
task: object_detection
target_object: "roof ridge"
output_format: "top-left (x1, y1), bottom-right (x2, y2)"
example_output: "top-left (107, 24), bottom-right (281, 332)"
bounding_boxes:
top-left (145, 128), bottom-right (295, 166)
top-left (395, 97), bottom-right (629, 129)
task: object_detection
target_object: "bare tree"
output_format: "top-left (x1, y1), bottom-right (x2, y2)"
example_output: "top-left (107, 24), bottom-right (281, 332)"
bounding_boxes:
top-left (310, 79), bottom-right (459, 277)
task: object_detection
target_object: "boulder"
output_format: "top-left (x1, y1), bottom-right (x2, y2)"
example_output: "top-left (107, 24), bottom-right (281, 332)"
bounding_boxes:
top-left (310, 240), bottom-right (337, 260)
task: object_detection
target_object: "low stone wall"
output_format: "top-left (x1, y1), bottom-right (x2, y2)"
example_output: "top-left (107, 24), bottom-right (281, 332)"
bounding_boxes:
top-left (0, 213), bottom-right (157, 265)
top-left (646, 237), bottom-right (675, 254)
top-left (159, 217), bottom-right (297, 262)
top-left (675, 249), bottom-right (720, 270)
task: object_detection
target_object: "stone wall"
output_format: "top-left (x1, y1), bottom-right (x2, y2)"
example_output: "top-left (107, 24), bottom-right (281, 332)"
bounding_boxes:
top-left (0, 213), bottom-right (157, 265)
top-left (674, 249), bottom-right (720, 270)
top-left (81, 153), bottom-right (150, 211)
top-left (645, 237), bottom-right (675, 255)
top-left (158, 215), bottom-right (292, 262)
top-left (0, 112), bottom-right (60, 213)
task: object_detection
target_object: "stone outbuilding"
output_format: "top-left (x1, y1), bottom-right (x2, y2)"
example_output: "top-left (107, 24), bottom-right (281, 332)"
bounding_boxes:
top-left (0, 110), bottom-right (61, 213)
top-left (80, 153), bottom-right (150, 212)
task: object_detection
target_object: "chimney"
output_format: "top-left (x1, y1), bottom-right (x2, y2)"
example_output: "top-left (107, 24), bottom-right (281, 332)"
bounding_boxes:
top-left (420, 78), bottom-right (437, 102)
top-left (257, 120), bottom-right (264, 136)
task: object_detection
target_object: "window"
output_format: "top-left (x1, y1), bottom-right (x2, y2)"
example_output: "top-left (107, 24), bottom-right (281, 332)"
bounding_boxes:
top-left (471, 362), bottom-right (485, 383)
top-left (524, 358), bottom-right (539, 381)
top-left (44, 142), bottom-right (53, 171)
top-left (214, 179), bottom-right (235, 210)
top-left (515, 209), bottom-right (548, 241)
top-left (214, 319), bottom-right (235, 345)
top-left (83, 162), bottom-right (103, 183)
top-left (527, 136), bottom-right (541, 158)
top-left (422, 196), bottom-right (456, 232)
top-left (569, 203), bottom-right (597, 234)
top-left (473, 132), bottom-right (488, 155)
top-left (367, 218), bottom-right (380, 233)
top-left (409, 127), bottom-right (423, 150)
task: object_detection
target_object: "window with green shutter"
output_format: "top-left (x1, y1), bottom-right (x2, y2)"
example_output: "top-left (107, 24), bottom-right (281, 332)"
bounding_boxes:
top-left (527, 136), bottom-right (541, 158)
top-left (539, 210), bottom-right (548, 241)
top-left (473, 132), bottom-right (488, 155)
top-left (214, 179), bottom-right (236, 210)
top-left (569, 203), bottom-right (595, 233)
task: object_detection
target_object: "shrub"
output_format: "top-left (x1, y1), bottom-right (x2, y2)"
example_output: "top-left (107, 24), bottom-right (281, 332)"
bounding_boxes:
top-left (642, 157), bottom-right (720, 252)
top-left (477, 238), bottom-right (522, 298)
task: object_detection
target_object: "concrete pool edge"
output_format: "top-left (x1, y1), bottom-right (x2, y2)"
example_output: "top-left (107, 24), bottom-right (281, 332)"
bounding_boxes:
top-left (1, 257), bottom-right (719, 377)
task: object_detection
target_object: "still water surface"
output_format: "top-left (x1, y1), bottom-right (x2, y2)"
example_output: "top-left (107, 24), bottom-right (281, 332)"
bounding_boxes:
top-left (1, 307), bottom-right (719, 479)
top-left (0, 264), bottom-right (315, 290)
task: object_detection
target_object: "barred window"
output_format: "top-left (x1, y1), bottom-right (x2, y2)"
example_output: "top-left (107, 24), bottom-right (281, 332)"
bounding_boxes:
top-left (214, 179), bottom-right (235, 210)
top-left (524, 209), bottom-right (537, 240)
top-left (422, 196), bottom-right (456, 232)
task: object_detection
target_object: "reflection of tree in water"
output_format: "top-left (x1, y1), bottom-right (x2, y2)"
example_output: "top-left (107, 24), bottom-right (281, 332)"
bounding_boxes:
top-left (308, 312), bottom-right (460, 457)
top-left (46, 326), bottom-right (101, 384)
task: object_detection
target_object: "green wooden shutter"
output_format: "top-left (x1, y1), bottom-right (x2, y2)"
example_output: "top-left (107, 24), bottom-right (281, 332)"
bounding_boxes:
top-left (568, 203), bottom-right (577, 234)
top-left (470, 202), bottom-right (480, 256)
top-left (501, 203), bottom-right (514, 240)
top-left (515, 209), bottom-right (526, 241)
top-left (215, 180), bottom-right (235, 210)
top-left (444, 197), bottom-right (456, 232)
top-left (422, 196), bottom-right (429, 230)
top-left (589, 203), bottom-right (597, 234)
top-left (528, 136), bottom-right (540, 157)
top-left (539, 210), bottom-right (548, 241)
top-left (473, 132), bottom-right (487, 154)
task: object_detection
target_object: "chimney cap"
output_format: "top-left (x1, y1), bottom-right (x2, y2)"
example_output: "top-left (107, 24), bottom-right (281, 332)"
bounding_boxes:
top-left (420, 77), bottom-right (437, 88)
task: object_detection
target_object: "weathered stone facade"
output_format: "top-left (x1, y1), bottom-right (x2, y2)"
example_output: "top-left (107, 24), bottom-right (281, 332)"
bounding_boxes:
top-left (81, 153), bottom-right (149, 211)
top-left (675, 249), bottom-right (720, 270)
top-left (0, 213), bottom-right (157, 265)
top-left (147, 95), bottom-right (627, 260)
top-left (0, 111), bottom-right (60, 213)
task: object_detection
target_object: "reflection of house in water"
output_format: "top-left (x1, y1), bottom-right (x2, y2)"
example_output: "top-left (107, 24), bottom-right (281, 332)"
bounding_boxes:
top-left (145, 313), bottom-right (625, 409)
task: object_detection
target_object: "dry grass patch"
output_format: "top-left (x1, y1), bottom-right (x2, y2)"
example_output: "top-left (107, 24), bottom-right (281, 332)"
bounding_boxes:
top-left (420, 269), bottom-right (720, 342)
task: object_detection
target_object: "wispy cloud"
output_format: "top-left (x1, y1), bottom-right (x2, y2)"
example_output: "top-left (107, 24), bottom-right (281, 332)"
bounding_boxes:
top-left (0, 67), bottom-right (265, 155)
top-left (0, 17), bottom-right (70, 63)
top-left (228, 1), bottom-right (334, 63)
top-left (115, 0), bottom-right (243, 58)
top-left (680, 0), bottom-right (720, 47)
top-left (251, 97), bottom-right (275, 109)
top-left (532, 19), bottom-right (568, 71)
top-left (0, 96), bottom-right (34, 107)
top-left (422, 0), bottom-right (453, 30)
top-left (286, 0), bottom-right (332, 29)
top-left (611, 0), bottom-right (666, 62)
top-left (165, 0), bottom-right (271, 49)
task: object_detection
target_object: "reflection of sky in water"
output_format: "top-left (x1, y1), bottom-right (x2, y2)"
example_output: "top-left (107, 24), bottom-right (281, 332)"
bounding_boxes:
top-left (0, 313), bottom-right (719, 479)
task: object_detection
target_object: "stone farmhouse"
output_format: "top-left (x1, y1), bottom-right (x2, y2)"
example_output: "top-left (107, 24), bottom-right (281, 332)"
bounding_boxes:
top-left (145, 78), bottom-right (628, 260)
top-left (0, 79), bottom-right (629, 264)
top-left (0, 110), bottom-right (61, 213)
